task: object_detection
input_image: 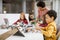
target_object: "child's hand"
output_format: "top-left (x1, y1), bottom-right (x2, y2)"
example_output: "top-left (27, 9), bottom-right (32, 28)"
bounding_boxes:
top-left (30, 21), bottom-right (33, 23)
top-left (26, 27), bottom-right (32, 32)
top-left (35, 22), bottom-right (40, 27)
top-left (35, 27), bottom-right (41, 30)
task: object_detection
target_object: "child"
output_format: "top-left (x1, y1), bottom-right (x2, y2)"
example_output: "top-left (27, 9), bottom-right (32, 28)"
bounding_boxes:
top-left (14, 12), bottom-right (28, 25)
top-left (36, 10), bottom-right (57, 40)
top-left (29, 13), bottom-right (35, 24)
top-left (36, 1), bottom-right (48, 27)
top-left (26, 13), bottom-right (35, 32)
top-left (36, 15), bottom-right (48, 27)
top-left (37, 1), bottom-right (48, 22)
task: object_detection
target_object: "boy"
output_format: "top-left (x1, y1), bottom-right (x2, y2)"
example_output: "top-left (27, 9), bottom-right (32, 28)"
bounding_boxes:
top-left (36, 10), bottom-right (57, 40)
top-left (36, 1), bottom-right (48, 27)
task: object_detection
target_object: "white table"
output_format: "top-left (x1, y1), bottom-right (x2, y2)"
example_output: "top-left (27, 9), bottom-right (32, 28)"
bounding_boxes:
top-left (0, 29), bottom-right (44, 40)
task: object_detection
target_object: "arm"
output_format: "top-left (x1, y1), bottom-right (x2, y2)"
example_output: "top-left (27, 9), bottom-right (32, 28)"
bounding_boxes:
top-left (35, 22), bottom-right (46, 30)
top-left (13, 20), bottom-right (19, 25)
top-left (40, 26), bottom-right (54, 37)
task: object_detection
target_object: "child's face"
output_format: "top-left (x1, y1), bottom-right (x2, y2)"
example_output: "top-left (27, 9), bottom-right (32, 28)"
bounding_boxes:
top-left (45, 14), bottom-right (54, 23)
top-left (30, 15), bottom-right (34, 19)
top-left (20, 15), bottom-right (24, 20)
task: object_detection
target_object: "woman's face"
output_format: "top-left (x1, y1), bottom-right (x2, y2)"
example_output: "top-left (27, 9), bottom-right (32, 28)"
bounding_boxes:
top-left (45, 14), bottom-right (54, 23)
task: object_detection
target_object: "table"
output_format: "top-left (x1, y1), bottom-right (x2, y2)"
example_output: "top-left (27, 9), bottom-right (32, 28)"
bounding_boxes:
top-left (0, 29), bottom-right (44, 40)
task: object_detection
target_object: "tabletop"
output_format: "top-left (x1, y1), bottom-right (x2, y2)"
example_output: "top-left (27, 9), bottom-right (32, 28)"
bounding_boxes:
top-left (0, 29), bottom-right (44, 40)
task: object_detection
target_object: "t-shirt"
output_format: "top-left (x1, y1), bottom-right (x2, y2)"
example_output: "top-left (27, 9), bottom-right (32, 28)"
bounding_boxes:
top-left (14, 19), bottom-right (28, 25)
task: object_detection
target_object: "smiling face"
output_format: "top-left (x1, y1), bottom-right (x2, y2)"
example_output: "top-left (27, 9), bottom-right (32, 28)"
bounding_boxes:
top-left (20, 12), bottom-right (25, 20)
top-left (20, 15), bottom-right (25, 20)
top-left (30, 15), bottom-right (34, 19)
top-left (45, 14), bottom-right (54, 24)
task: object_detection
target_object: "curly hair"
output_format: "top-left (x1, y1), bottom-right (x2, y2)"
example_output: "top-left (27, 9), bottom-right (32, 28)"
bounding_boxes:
top-left (37, 1), bottom-right (45, 8)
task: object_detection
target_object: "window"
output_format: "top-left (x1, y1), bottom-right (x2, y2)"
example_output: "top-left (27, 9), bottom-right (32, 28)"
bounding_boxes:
top-left (2, 0), bottom-right (52, 14)
top-left (26, 0), bottom-right (34, 13)
top-left (3, 0), bottom-right (23, 13)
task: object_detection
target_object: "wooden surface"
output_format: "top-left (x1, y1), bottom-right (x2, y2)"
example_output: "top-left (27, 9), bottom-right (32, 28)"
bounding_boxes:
top-left (0, 28), bottom-right (18, 40)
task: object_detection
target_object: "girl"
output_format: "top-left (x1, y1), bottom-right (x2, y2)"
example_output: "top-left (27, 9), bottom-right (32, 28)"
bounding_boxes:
top-left (29, 13), bottom-right (35, 24)
top-left (14, 12), bottom-right (28, 25)
top-left (26, 13), bottom-right (35, 32)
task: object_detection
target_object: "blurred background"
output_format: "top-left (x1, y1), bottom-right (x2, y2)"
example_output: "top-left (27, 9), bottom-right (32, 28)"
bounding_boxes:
top-left (0, 0), bottom-right (60, 40)
top-left (0, 0), bottom-right (60, 25)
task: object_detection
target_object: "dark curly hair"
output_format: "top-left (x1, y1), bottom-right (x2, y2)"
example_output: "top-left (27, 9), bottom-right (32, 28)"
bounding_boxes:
top-left (46, 10), bottom-right (57, 20)
top-left (37, 1), bottom-right (45, 8)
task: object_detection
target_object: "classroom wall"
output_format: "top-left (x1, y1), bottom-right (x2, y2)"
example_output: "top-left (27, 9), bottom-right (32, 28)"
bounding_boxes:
top-left (0, 0), bottom-right (60, 25)
top-left (0, 14), bottom-right (29, 25)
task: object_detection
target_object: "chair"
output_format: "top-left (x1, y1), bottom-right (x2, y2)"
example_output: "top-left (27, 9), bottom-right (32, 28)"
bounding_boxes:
top-left (56, 24), bottom-right (60, 40)
top-left (57, 31), bottom-right (60, 40)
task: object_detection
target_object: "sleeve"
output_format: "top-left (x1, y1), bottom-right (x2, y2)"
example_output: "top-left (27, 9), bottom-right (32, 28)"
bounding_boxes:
top-left (24, 20), bottom-right (28, 24)
top-left (41, 26), bottom-right (54, 37)
top-left (39, 24), bottom-right (47, 27)
top-left (13, 19), bottom-right (19, 25)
